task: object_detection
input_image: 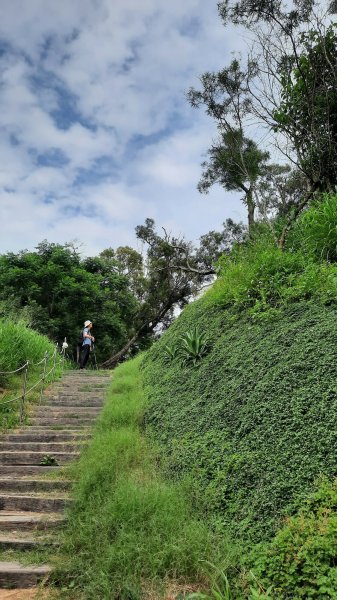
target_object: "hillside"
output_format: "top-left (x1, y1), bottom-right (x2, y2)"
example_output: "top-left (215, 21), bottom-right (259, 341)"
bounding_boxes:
top-left (143, 297), bottom-right (337, 541)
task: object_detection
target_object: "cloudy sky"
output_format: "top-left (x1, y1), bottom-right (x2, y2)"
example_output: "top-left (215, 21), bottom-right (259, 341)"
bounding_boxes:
top-left (0, 0), bottom-right (248, 257)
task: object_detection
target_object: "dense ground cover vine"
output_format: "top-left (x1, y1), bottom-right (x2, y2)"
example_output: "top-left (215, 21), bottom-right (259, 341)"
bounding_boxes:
top-left (143, 298), bottom-right (337, 542)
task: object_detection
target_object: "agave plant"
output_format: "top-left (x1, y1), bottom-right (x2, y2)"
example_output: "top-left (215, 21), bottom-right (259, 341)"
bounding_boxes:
top-left (179, 327), bottom-right (208, 366)
top-left (163, 343), bottom-right (180, 362)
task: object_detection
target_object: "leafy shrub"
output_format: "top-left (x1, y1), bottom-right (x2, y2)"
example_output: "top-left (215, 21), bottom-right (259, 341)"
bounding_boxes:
top-left (163, 328), bottom-right (209, 366)
top-left (208, 234), bottom-right (337, 315)
top-left (251, 478), bottom-right (337, 599)
top-left (180, 327), bottom-right (209, 366)
top-left (163, 343), bottom-right (180, 362)
top-left (289, 192), bottom-right (337, 262)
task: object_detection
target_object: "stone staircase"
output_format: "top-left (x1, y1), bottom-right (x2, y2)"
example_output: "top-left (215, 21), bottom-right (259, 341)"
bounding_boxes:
top-left (0, 371), bottom-right (110, 589)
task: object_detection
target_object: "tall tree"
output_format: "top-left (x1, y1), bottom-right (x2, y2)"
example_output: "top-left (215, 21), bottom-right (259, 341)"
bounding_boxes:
top-left (0, 242), bottom-right (137, 363)
top-left (101, 218), bottom-right (246, 367)
top-left (188, 60), bottom-right (282, 232)
top-left (217, 0), bottom-right (337, 245)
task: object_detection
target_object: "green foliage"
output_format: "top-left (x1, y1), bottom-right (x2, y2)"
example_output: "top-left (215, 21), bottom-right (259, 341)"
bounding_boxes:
top-left (273, 24), bottom-right (337, 190)
top-left (57, 356), bottom-right (231, 599)
top-left (179, 327), bottom-right (209, 366)
top-left (0, 241), bottom-right (138, 363)
top-left (187, 562), bottom-right (232, 600)
top-left (208, 223), bottom-right (337, 315)
top-left (0, 318), bottom-right (57, 375)
top-left (40, 454), bottom-right (58, 466)
top-left (288, 192), bottom-right (337, 262)
top-left (0, 318), bottom-right (62, 429)
top-left (142, 297), bottom-right (337, 542)
top-left (251, 478), bottom-right (337, 599)
top-left (163, 343), bottom-right (181, 362)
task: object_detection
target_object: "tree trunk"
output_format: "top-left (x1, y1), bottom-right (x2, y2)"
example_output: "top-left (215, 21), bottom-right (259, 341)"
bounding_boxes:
top-left (246, 188), bottom-right (256, 234)
top-left (100, 331), bottom-right (142, 368)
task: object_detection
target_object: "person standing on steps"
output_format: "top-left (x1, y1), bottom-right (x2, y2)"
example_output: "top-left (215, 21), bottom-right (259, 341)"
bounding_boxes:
top-left (79, 320), bottom-right (95, 370)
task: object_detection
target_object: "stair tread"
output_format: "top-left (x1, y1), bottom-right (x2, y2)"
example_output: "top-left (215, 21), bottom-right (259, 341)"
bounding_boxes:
top-left (0, 511), bottom-right (64, 521)
top-left (0, 561), bottom-right (51, 573)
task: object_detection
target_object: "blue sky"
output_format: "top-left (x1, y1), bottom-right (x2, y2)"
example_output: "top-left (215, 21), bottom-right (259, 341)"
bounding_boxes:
top-left (0, 0), bottom-right (247, 256)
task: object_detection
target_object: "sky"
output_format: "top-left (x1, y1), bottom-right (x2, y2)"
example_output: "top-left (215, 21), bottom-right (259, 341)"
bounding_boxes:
top-left (0, 0), bottom-right (248, 257)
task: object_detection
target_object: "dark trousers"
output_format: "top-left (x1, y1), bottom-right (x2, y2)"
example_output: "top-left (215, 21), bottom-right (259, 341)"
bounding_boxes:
top-left (80, 345), bottom-right (90, 369)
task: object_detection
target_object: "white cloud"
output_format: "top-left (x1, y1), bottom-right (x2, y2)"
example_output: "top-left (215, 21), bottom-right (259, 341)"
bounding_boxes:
top-left (0, 0), bottom-right (249, 256)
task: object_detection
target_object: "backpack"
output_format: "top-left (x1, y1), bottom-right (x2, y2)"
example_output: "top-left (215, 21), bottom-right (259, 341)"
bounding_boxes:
top-left (78, 329), bottom-right (84, 347)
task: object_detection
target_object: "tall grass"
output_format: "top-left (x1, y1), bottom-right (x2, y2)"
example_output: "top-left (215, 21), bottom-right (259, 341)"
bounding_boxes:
top-left (0, 318), bottom-right (63, 429)
top-left (56, 356), bottom-right (234, 599)
top-left (289, 192), bottom-right (337, 261)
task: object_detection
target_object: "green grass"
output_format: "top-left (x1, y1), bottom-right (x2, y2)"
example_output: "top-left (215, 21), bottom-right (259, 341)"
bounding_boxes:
top-left (0, 318), bottom-right (64, 430)
top-left (54, 356), bottom-right (235, 600)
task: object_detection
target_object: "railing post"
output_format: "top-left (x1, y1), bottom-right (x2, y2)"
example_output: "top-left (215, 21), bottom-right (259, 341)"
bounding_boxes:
top-left (39, 351), bottom-right (48, 404)
top-left (51, 347), bottom-right (57, 383)
top-left (20, 362), bottom-right (29, 424)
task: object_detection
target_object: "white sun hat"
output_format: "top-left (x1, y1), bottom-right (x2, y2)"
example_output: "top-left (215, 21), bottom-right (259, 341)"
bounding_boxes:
top-left (84, 320), bottom-right (92, 327)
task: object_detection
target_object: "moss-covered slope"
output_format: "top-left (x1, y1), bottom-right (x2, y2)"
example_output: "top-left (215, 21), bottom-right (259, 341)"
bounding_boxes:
top-left (143, 298), bottom-right (337, 541)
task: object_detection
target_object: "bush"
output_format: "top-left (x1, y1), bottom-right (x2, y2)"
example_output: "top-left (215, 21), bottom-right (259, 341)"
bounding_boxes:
top-left (288, 192), bottom-right (337, 262)
top-left (208, 230), bottom-right (337, 316)
top-left (251, 478), bottom-right (337, 599)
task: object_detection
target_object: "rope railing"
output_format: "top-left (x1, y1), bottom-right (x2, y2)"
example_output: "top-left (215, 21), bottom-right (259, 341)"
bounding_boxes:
top-left (0, 363), bottom-right (28, 376)
top-left (0, 343), bottom-right (67, 424)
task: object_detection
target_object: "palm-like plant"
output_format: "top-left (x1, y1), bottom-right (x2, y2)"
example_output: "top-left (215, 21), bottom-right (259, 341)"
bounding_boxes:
top-left (180, 327), bottom-right (209, 366)
top-left (163, 343), bottom-right (180, 362)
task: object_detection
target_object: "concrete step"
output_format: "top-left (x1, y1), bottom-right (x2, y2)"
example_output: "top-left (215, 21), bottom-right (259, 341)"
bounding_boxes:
top-left (5, 432), bottom-right (89, 443)
top-left (60, 378), bottom-right (110, 384)
top-left (34, 405), bottom-right (101, 414)
top-left (45, 397), bottom-right (104, 407)
top-left (0, 511), bottom-right (64, 532)
top-left (28, 417), bottom-right (95, 426)
top-left (0, 442), bottom-right (82, 453)
top-left (0, 451), bottom-right (79, 465)
top-left (0, 480), bottom-right (71, 493)
top-left (25, 426), bottom-right (89, 432)
top-left (51, 390), bottom-right (106, 395)
top-left (0, 495), bottom-right (70, 513)
top-left (0, 533), bottom-right (54, 551)
top-left (0, 561), bottom-right (51, 587)
top-left (0, 466), bottom-right (61, 477)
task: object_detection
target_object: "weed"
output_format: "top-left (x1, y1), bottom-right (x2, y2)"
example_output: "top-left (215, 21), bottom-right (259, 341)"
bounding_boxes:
top-left (40, 455), bottom-right (58, 466)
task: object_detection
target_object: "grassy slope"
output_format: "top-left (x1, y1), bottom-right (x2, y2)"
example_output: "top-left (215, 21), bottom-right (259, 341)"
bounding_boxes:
top-left (57, 357), bottom-right (230, 600)
top-left (143, 297), bottom-right (337, 541)
top-left (0, 318), bottom-right (63, 429)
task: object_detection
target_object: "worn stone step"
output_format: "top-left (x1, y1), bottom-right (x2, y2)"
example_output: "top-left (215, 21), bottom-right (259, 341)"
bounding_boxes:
top-left (0, 442), bottom-right (81, 453)
top-left (35, 405), bottom-right (101, 413)
top-left (45, 397), bottom-right (104, 407)
top-left (0, 480), bottom-right (71, 493)
top-left (60, 377), bottom-right (110, 384)
top-left (51, 389), bottom-right (106, 395)
top-left (5, 432), bottom-right (89, 443)
top-left (0, 533), bottom-right (54, 551)
top-left (0, 495), bottom-right (70, 513)
top-left (0, 561), bottom-right (51, 587)
top-left (0, 511), bottom-right (64, 532)
top-left (25, 425), bottom-right (89, 432)
top-left (0, 466), bottom-right (60, 477)
top-left (29, 417), bottom-right (95, 426)
top-left (0, 451), bottom-right (79, 465)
